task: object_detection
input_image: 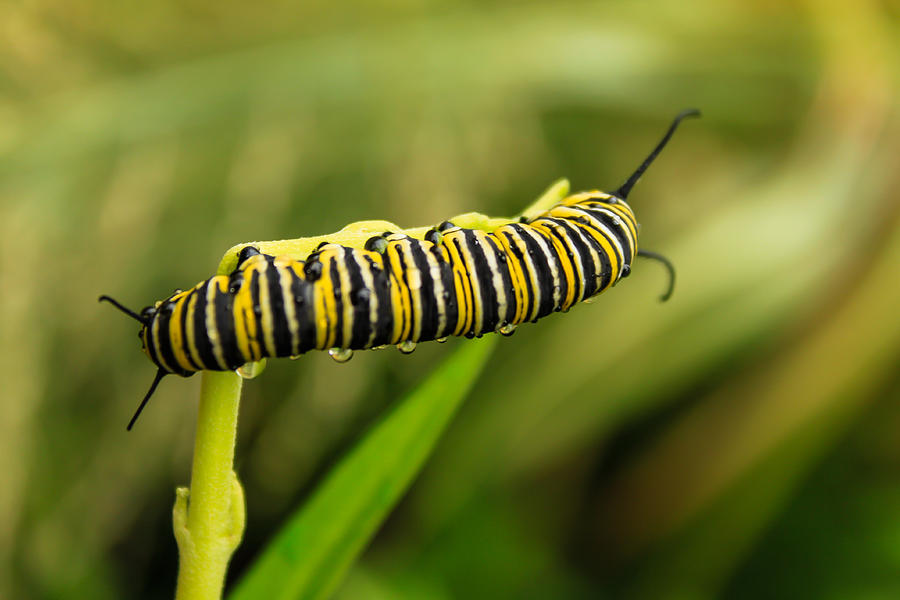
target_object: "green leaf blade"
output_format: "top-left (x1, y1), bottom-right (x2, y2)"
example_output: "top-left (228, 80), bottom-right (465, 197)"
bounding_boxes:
top-left (229, 336), bottom-right (498, 600)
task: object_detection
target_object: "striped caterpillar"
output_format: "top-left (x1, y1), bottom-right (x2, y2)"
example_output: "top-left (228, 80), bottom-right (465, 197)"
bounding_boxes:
top-left (101, 109), bottom-right (698, 429)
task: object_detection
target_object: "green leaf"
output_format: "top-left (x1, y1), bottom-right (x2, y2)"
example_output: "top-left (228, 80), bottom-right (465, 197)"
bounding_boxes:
top-left (228, 336), bottom-right (498, 600)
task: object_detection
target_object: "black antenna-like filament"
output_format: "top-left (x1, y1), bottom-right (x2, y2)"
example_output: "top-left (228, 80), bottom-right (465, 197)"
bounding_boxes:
top-left (127, 369), bottom-right (167, 431)
top-left (614, 109), bottom-right (701, 200)
top-left (99, 295), bottom-right (146, 323)
top-left (637, 250), bottom-right (676, 302)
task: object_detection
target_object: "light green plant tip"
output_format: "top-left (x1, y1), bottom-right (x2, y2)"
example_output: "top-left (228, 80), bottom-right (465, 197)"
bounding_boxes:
top-left (216, 179), bottom-right (570, 273)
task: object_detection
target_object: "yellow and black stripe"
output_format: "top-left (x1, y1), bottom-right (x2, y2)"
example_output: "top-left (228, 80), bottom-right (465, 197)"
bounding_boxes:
top-left (100, 109), bottom-right (697, 430)
top-left (138, 189), bottom-right (641, 375)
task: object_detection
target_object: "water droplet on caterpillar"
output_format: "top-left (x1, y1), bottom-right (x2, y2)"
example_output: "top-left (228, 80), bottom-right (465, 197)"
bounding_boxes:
top-left (236, 359), bottom-right (266, 379)
top-left (497, 323), bottom-right (517, 336)
top-left (397, 340), bottom-right (417, 354)
top-left (328, 348), bottom-right (354, 363)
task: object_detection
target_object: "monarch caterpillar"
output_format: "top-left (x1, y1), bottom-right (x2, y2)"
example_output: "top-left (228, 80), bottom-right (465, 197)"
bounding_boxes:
top-left (101, 109), bottom-right (698, 429)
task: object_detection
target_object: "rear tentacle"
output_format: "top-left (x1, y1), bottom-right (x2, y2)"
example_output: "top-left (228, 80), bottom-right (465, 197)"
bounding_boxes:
top-left (637, 249), bottom-right (676, 302)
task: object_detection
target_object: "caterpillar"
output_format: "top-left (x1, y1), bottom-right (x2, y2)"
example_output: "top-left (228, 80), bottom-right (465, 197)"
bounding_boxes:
top-left (101, 109), bottom-right (698, 429)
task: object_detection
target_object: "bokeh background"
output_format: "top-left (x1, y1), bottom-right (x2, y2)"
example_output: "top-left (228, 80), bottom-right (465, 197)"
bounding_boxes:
top-left (2, 0), bottom-right (899, 598)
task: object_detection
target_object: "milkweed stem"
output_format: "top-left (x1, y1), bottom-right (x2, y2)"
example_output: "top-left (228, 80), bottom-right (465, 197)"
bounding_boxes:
top-left (173, 358), bottom-right (245, 600)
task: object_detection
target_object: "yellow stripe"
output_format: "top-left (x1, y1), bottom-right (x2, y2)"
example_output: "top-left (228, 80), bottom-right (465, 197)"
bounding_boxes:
top-left (578, 225), bottom-right (621, 290)
top-left (602, 202), bottom-right (639, 249)
top-left (399, 240), bottom-right (425, 342)
top-left (151, 316), bottom-right (173, 373)
top-left (474, 230), bottom-right (508, 326)
top-left (515, 226), bottom-right (550, 320)
top-left (354, 251), bottom-right (380, 348)
top-left (533, 221), bottom-right (577, 310)
top-left (232, 273), bottom-right (255, 363)
top-left (256, 264), bottom-right (278, 357)
top-left (495, 229), bottom-right (529, 324)
top-left (443, 231), bottom-right (474, 335)
top-left (184, 288), bottom-right (202, 368)
top-left (386, 244), bottom-right (413, 343)
top-left (168, 292), bottom-right (194, 371)
top-left (319, 257), bottom-right (339, 349)
top-left (275, 258), bottom-right (300, 355)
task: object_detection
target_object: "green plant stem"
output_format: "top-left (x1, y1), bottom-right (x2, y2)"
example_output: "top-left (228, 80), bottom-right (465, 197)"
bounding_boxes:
top-left (174, 370), bottom-right (246, 600)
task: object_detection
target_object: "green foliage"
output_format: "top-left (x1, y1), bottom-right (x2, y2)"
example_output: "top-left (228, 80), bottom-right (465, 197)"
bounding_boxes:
top-left (230, 337), bottom-right (496, 600)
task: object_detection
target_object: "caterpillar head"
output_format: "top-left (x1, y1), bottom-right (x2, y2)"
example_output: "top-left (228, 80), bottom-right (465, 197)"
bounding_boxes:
top-left (99, 294), bottom-right (187, 430)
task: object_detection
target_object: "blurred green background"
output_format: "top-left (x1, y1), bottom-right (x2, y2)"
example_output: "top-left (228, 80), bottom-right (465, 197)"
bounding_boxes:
top-left (2, 0), bottom-right (898, 598)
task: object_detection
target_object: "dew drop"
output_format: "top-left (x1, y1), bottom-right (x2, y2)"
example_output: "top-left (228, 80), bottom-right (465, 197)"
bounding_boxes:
top-left (236, 359), bottom-right (266, 379)
top-left (328, 348), bottom-right (354, 363)
top-left (497, 322), bottom-right (517, 336)
top-left (397, 340), bottom-right (417, 354)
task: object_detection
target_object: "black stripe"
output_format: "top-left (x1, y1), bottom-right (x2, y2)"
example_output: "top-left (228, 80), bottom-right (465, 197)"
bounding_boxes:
top-left (388, 242), bottom-right (414, 342)
top-left (344, 249), bottom-right (371, 349)
top-left (484, 234), bottom-right (516, 327)
top-left (465, 231), bottom-right (497, 334)
top-left (177, 297), bottom-right (201, 371)
top-left (155, 305), bottom-right (183, 375)
top-left (534, 219), bottom-right (569, 312)
top-left (327, 256), bottom-right (344, 348)
top-left (588, 208), bottom-right (632, 265)
top-left (502, 229), bottom-right (534, 323)
top-left (566, 216), bottom-right (610, 297)
top-left (450, 237), bottom-right (474, 335)
top-left (547, 218), bottom-right (587, 305)
top-left (290, 268), bottom-right (316, 354)
top-left (409, 240), bottom-right (437, 342)
top-left (192, 282), bottom-right (218, 369)
top-left (247, 269), bottom-right (264, 359)
top-left (212, 279), bottom-right (241, 369)
top-left (511, 224), bottom-right (554, 320)
top-left (266, 260), bottom-right (292, 358)
top-left (577, 210), bottom-right (621, 287)
top-left (368, 256), bottom-right (394, 347)
top-left (143, 322), bottom-right (163, 372)
top-left (432, 244), bottom-right (458, 339)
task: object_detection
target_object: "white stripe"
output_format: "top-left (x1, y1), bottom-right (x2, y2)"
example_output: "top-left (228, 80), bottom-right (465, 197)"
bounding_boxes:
top-left (353, 252), bottom-right (379, 348)
top-left (476, 231), bottom-right (508, 326)
top-left (518, 225), bottom-right (561, 312)
top-left (257, 266), bottom-right (278, 357)
top-left (336, 248), bottom-right (355, 348)
top-left (277, 260), bottom-right (299, 355)
top-left (426, 245), bottom-right (447, 337)
top-left (206, 280), bottom-right (229, 369)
